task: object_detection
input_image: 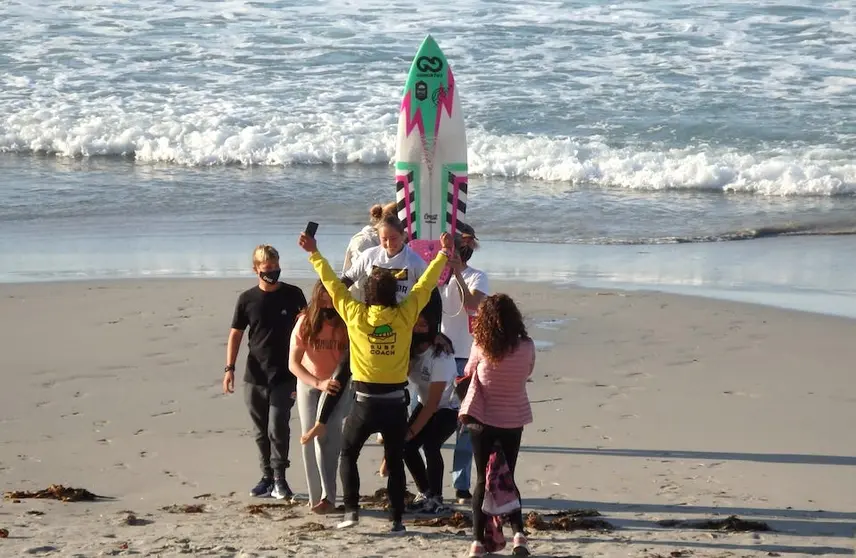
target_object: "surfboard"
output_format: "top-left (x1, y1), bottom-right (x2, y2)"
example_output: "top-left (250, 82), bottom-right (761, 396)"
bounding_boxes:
top-left (394, 35), bottom-right (468, 283)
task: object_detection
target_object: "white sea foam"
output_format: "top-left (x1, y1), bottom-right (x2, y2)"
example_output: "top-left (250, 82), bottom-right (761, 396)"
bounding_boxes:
top-left (3, 108), bottom-right (854, 196)
top-left (0, 0), bottom-right (854, 197)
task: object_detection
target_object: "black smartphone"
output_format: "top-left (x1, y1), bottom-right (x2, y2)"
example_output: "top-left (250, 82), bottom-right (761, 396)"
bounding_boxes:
top-left (305, 221), bottom-right (319, 238)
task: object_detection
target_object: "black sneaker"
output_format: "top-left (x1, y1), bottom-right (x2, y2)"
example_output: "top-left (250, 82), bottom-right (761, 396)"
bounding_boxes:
top-left (455, 489), bottom-right (472, 503)
top-left (406, 492), bottom-right (429, 512)
top-left (337, 510), bottom-right (359, 529)
top-left (250, 476), bottom-right (274, 497)
top-left (271, 478), bottom-right (294, 500)
top-left (390, 520), bottom-right (407, 534)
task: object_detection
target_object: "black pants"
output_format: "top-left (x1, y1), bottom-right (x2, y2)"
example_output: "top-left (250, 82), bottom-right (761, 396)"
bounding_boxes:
top-left (244, 381), bottom-right (295, 479)
top-left (340, 396), bottom-right (409, 522)
top-left (404, 405), bottom-right (459, 499)
top-left (470, 423), bottom-right (525, 543)
top-left (316, 352), bottom-right (352, 424)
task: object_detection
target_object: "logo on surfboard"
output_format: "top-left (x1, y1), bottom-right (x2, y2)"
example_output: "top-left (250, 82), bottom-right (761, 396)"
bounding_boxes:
top-left (415, 80), bottom-right (428, 101)
top-left (416, 56), bottom-right (443, 73)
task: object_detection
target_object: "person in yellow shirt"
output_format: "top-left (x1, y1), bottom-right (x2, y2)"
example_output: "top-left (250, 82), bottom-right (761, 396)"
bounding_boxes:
top-left (297, 226), bottom-right (453, 535)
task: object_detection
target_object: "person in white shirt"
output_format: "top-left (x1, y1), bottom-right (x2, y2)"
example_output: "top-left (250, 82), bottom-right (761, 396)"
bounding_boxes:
top-left (403, 304), bottom-right (459, 514)
top-left (440, 223), bottom-right (488, 503)
top-left (342, 213), bottom-right (430, 302)
top-left (342, 202), bottom-right (397, 299)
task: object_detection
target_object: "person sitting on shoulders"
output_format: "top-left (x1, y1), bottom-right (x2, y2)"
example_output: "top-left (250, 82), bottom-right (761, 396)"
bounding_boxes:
top-left (297, 226), bottom-right (454, 535)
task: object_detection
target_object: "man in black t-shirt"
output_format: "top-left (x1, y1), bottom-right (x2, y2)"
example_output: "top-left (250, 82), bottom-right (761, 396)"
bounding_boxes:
top-left (224, 244), bottom-right (307, 499)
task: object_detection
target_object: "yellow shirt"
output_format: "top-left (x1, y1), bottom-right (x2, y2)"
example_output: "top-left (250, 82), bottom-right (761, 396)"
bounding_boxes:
top-left (308, 249), bottom-right (449, 385)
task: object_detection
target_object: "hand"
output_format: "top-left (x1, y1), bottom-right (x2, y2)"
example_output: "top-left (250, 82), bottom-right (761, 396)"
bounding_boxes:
top-left (447, 251), bottom-right (464, 273)
top-left (223, 370), bottom-right (235, 394)
top-left (439, 232), bottom-right (453, 253)
top-left (318, 378), bottom-right (341, 395)
top-left (298, 232), bottom-right (318, 254)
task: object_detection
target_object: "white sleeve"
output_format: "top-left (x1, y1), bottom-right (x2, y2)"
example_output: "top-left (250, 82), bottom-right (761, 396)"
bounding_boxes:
top-left (430, 354), bottom-right (457, 384)
top-left (467, 269), bottom-right (489, 295)
top-left (343, 248), bottom-right (368, 282)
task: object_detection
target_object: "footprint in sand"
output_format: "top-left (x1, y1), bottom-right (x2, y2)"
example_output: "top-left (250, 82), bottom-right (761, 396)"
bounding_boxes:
top-left (722, 390), bottom-right (760, 399)
top-left (525, 478), bottom-right (543, 490)
top-left (97, 439), bottom-right (111, 445)
top-left (620, 414), bottom-right (639, 420)
top-left (133, 429), bottom-right (146, 436)
top-left (151, 411), bottom-right (176, 418)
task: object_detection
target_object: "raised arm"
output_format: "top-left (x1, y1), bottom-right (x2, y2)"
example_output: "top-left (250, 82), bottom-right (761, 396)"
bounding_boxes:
top-left (299, 233), bottom-right (360, 321)
top-left (399, 233), bottom-right (453, 325)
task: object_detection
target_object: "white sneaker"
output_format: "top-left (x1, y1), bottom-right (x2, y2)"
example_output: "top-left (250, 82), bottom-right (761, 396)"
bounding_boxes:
top-left (271, 478), bottom-right (293, 501)
top-left (512, 532), bottom-right (530, 556)
top-left (337, 511), bottom-right (359, 529)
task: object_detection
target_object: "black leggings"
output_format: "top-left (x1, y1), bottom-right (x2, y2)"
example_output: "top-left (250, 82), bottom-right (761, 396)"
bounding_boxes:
top-left (314, 286), bottom-right (442, 424)
top-left (316, 351), bottom-right (352, 425)
top-left (403, 404), bottom-right (459, 499)
top-left (470, 422), bottom-right (525, 543)
top-left (340, 397), bottom-right (409, 522)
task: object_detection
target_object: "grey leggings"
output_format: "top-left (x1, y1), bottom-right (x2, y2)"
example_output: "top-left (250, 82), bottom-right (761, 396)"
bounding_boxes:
top-left (296, 380), bottom-right (350, 504)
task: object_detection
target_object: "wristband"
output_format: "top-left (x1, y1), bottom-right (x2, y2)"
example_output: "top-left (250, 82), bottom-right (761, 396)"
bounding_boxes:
top-left (224, 364), bottom-right (235, 373)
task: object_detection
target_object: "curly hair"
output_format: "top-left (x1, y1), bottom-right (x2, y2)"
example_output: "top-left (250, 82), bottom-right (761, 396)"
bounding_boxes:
top-left (471, 294), bottom-right (529, 362)
top-left (364, 267), bottom-right (398, 308)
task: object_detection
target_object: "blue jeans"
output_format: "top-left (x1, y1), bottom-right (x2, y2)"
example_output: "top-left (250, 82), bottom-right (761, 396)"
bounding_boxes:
top-left (451, 358), bottom-right (473, 492)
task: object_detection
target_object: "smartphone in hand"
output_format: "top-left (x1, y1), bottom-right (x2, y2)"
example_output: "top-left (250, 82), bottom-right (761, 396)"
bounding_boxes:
top-left (305, 221), bottom-right (319, 238)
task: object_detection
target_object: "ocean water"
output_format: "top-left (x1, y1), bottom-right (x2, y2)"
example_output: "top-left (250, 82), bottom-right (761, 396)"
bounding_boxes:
top-left (1, 0), bottom-right (855, 312)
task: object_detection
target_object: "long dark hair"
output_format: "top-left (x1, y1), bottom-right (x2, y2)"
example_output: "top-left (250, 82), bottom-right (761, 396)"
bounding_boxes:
top-left (471, 294), bottom-right (529, 362)
top-left (299, 280), bottom-right (344, 345)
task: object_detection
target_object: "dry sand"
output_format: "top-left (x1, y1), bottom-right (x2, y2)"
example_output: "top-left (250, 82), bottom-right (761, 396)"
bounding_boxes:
top-left (1, 278), bottom-right (855, 557)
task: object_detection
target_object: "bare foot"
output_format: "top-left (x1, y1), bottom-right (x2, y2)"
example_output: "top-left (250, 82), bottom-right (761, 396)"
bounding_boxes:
top-left (311, 499), bottom-right (335, 514)
top-left (301, 423), bottom-right (326, 445)
top-left (379, 457), bottom-right (388, 477)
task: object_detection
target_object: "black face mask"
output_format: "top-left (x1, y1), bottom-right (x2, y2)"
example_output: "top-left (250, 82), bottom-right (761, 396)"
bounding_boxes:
top-left (259, 269), bottom-right (281, 284)
top-left (411, 332), bottom-right (434, 347)
top-left (320, 307), bottom-right (337, 320)
top-left (458, 245), bottom-right (473, 263)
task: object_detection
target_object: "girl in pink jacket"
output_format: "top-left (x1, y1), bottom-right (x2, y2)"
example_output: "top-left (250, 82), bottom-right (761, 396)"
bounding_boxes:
top-left (458, 294), bottom-right (535, 557)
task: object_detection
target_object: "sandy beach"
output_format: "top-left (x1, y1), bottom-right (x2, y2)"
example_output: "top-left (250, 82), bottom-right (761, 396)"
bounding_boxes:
top-left (1, 277), bottom-right (855, 557)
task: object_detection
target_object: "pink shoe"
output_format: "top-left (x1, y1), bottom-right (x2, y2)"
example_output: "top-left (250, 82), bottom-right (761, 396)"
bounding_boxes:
top-left (467, 541), bottom-right (485, 557)
top-left (512, 532), bottom-right (530, 556)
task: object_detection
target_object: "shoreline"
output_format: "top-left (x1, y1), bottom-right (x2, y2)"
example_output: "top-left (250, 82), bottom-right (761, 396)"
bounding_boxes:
top-left (3, 232), bottom-right (856, 321)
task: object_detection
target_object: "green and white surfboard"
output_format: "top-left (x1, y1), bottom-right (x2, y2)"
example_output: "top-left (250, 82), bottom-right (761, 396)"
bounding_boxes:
top-left (394, 35), bottom-right (468, 280)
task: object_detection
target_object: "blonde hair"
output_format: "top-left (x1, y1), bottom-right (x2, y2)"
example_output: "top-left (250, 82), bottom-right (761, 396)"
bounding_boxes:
top-left (252, 244), bottom-right (280, 267)
top-left (382, 201), bottom-right (398, 218)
